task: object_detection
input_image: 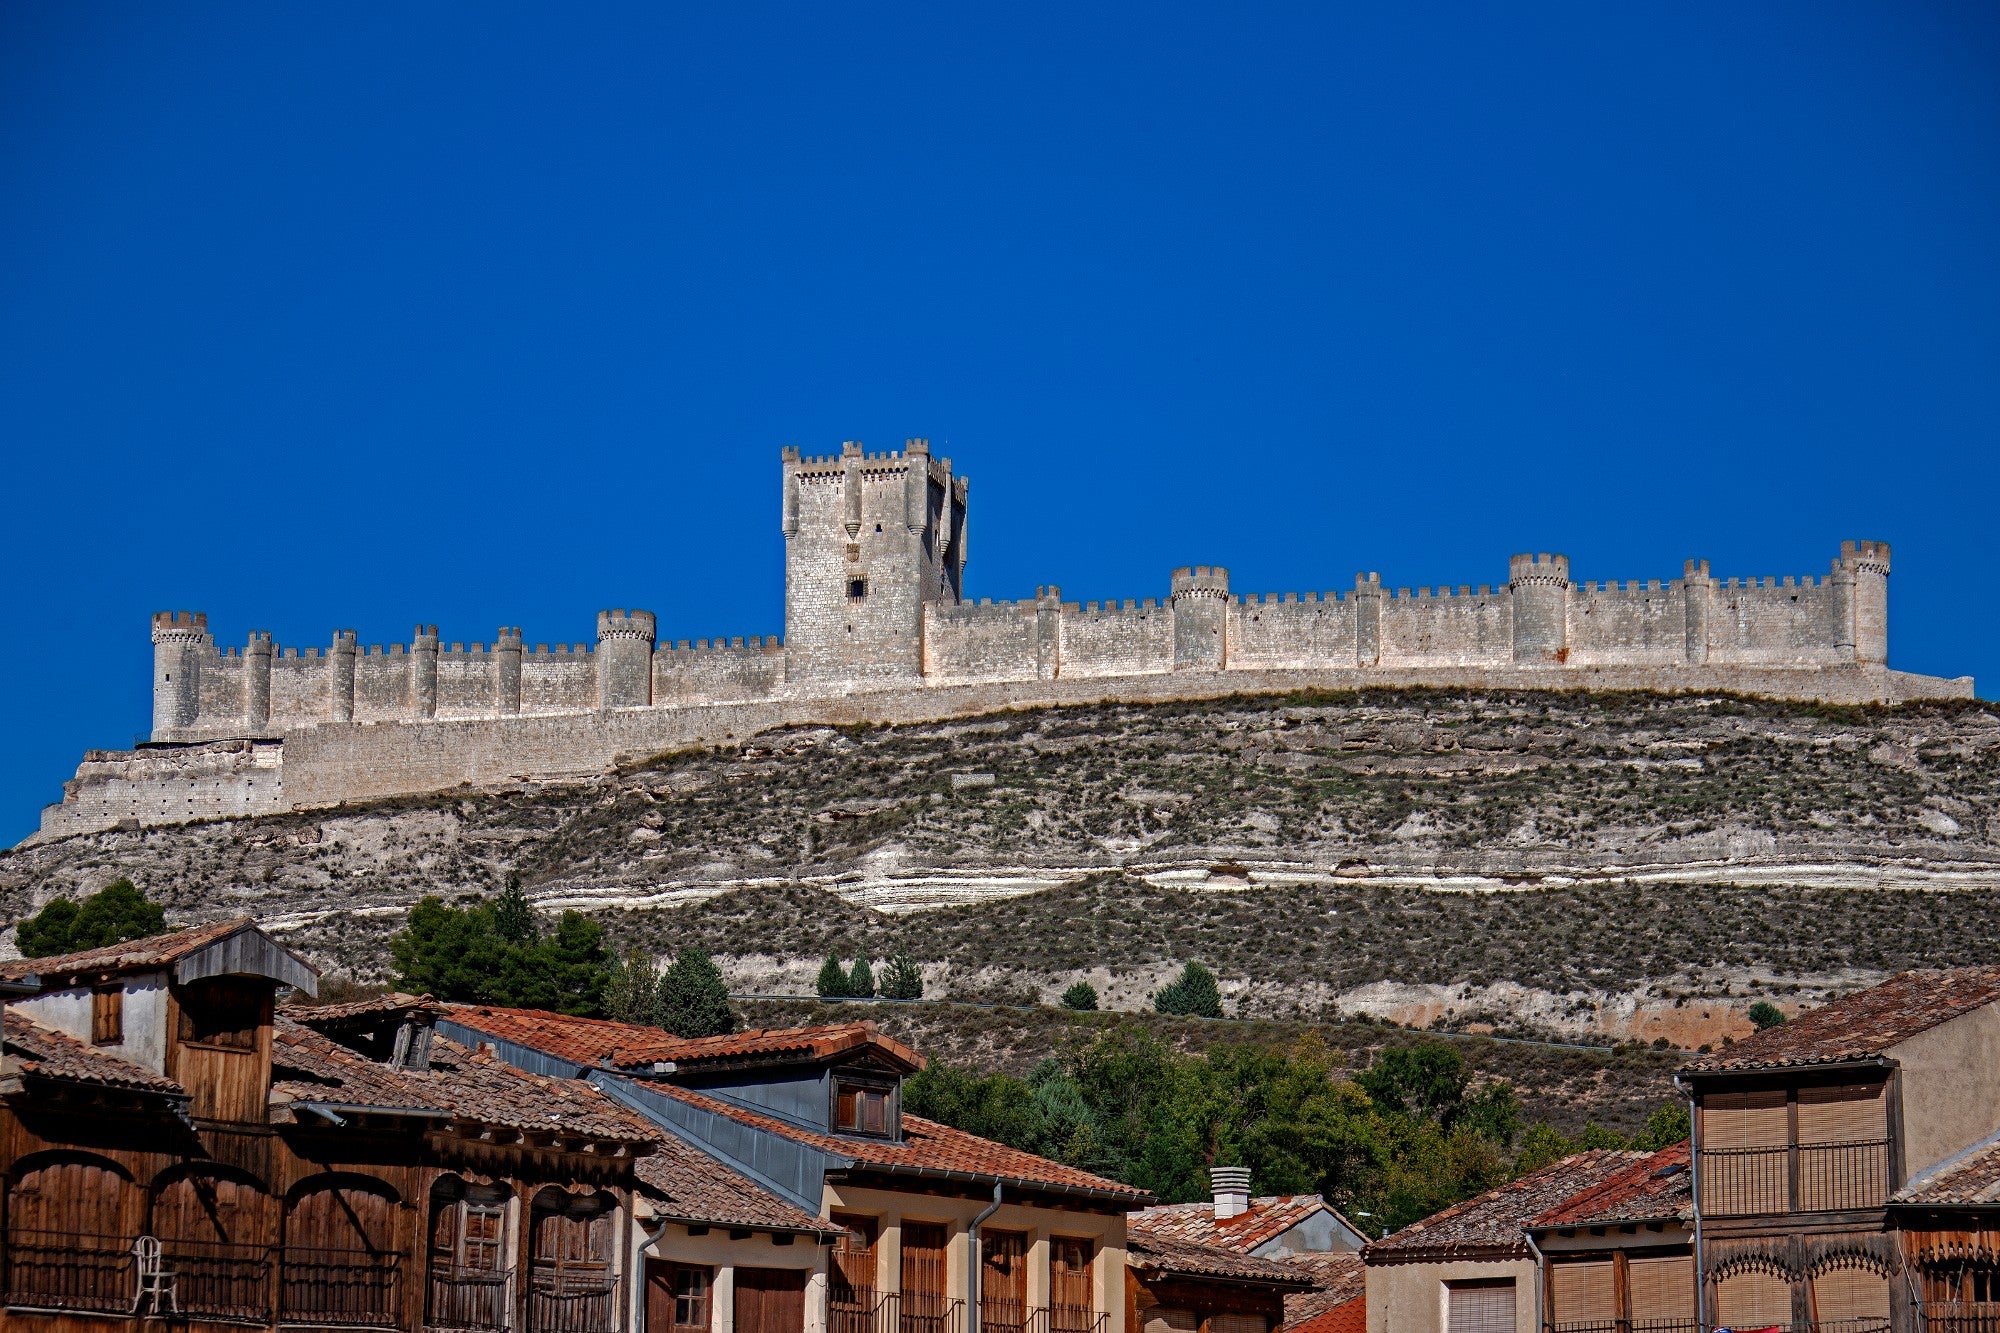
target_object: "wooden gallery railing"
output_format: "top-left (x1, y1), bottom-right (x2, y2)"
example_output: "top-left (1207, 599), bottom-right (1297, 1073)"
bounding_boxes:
top-left (280, 1247), bottom-right (403, 1327)
top-left (528, 1263), bottom-right (620, 1333)
top-left (979, 1300), bottom-right (1108, 1333)
top-left (1922, 1304), bottom-right (2000, 1332)
top-left (1545, 1320), bottom-right (1700, 1333)
top-left (2, 1229), bottom-right (138, 1313)
top-left (1697, 1140), bottom-right (1893, 1216)
top-left (429, 1263), bottom-right (515, 1333)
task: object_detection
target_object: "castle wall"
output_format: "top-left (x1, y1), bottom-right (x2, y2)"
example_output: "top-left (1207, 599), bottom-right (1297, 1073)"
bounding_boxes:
top-left (1377, 587), bottom-right (1512, 668)
top-left (352, 647), bottom-right (413, 722)
top-left (654, 638), bottom-right (787, 705)
top-left (522, 645), bottom-right (599, 713)
top-left (196, 646), bottom-right (245, 723)
top-left (436, 645), bottom-right (502, 717)
top-left (36, 740), bottom-right (285, 840)
top-left (270, 649), bottom-right (331, 728)
top-left (1227, 593), bottom-right (1360, 669)
top-left (1059, 600), bottom-right (1174, 678)
top-left (1708, 577), bottom-right (1849, 666)
top-left (922, 600), bottom-right (1042, 683)
top-left (1569, 581), bottom-right (1689, 666)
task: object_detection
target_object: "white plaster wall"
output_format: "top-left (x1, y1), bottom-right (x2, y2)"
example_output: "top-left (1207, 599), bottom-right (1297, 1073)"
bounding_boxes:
top-left (1364, 1257), bottom-right (1537, 1333)
top-left (10, 971), bottom-right (171, 1073)
top-left (1890, 1002), bottom-right (2000, 1177)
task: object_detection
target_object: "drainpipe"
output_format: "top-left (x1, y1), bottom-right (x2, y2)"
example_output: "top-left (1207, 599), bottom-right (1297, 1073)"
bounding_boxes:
top-left (1522, 1228), bottom-right (1548, 1333)
top-left (1675, 1074), bottom-right (1707, 1333)
top-left (968, 1183), bottom-right (1004, 1333)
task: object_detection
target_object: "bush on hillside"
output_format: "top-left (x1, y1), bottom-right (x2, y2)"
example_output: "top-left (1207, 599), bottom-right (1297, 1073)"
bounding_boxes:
top-left (1153, 961), bottom-right (1222, 1018)
top-left (17, 879), bottom-right (167, 958)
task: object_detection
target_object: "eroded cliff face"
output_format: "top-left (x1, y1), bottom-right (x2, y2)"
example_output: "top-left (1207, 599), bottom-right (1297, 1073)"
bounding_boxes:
top-left (5, 688), bottom-right (1999, 1046)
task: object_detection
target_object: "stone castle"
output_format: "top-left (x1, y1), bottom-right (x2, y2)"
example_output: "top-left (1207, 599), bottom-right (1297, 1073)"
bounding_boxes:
top-left (31, 440), bottom-right (1971, 842)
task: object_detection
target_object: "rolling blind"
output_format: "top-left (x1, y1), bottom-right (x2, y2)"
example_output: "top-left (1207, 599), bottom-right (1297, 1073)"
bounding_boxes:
top-left (1705, 1090), bottom-right (1789, 1148)
top-left (1209, 1315), bottom-right (1265, 1333)
top-left (1143, 1309), bottom-right (1198, 1333)
top-left (1811, 1266), bottom-right (1890, 1324)
top-left (1796, 1083), bottom-right (1887, 1145)
top-left (1626, 1255), bottom-right (1695, 1321)
top-left (1715, 1270), bottom-right (1791, 1329)
top-left (1550, 1260), bottom-right (1616, 1325)
top-left (1446, 1280), bottom-right (1515, 1333)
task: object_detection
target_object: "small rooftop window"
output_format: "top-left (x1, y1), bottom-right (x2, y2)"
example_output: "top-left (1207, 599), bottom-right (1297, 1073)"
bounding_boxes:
top-left (834, 1076), bottom-right (897, 1138)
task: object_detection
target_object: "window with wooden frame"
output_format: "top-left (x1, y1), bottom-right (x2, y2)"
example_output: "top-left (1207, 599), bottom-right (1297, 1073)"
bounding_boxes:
top-left (177, 977), bottom-right (264, 1050)
top-left (1049, 1236), bottom-right (1095, 1330)
top-left (1443, 1278), bottom-right (1514, 1333)
top-left (901, 1221), bottom-right (949, 1327)
top-left (91, 986), bottom-right (123, 1045)
top-left (833, 1076), bottom-right (897, 1138)
top-left (647, 1261), bottom-right (712, 1333)
top-left (428, 1178), bottom-right (514, 1333)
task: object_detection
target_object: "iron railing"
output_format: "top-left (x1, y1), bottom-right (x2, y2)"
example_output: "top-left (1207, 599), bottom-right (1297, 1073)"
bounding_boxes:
top-left (2, 1231), bottom-right (138, 1313)
top-left (1547, 1322), bottom-right (1699, 1333)
top-left (978, 1302), bottom-right (1107, 1333)
top-left (528, 1266), bottom-right (619, 1333)
top-left (280, 1249), bottom-right (403, 1328)
top-left (164, 1237), bottom-right (275, 1321)
top-left (428, 1265), bottom-right (514, 1333)
top-left (904, 1295), bottom-right (965, 1333)
top-left (1698, 1140), bottom-right (1892, 1216)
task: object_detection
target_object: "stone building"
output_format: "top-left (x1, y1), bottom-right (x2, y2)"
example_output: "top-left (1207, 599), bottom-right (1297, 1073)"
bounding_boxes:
top-left (31, 441), bottom-right (1971, 841)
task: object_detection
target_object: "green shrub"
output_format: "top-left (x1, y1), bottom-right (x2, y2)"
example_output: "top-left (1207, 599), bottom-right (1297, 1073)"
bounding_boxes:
top-left (1154, 961), bottom-right (1223, 1018)
top-left (17, 879), bottom-right (166, 958)
top-left (1061, 982), bottom-right (1099, 1011)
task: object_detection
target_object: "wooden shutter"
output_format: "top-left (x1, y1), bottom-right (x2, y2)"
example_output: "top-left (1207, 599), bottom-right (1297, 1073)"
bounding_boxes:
top-left (736, 1268), bottom-right (807, 1333)
top-left (1811, 1266), bottom-right (1889, 1325)
top-left (1705, 1090), bottom-right (1788, 1149)
top-left (1051, 1237), bottom-right (1095, 1332)
top-left (152, 1170), bottom-right (279, 1321)
top-left (1550, 1259), bottom-right (1616, 1325)
top-left (92, 988), bottom-right (123, 1044)
top-left (1798, 1082), bottom-right (1890, 1209)
top-left (1142, 1310), bottom-right (1197, 1333)
top-left (1445, 1280), bottom-right (1514, 1333)
top-left (281, 1179), bottom-right (398, 1327)
top-left (1626, 1255), bottom-right (1694, 1322)
top-left (982, 1230), bottom-right (1028, 1333)
top-left (901, 1222), bottom-right (948, 1301)
top-left (1715, 1269), bottom-right (1791, 1329)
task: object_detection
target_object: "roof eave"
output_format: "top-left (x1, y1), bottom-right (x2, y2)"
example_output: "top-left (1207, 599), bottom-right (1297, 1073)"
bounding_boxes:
top-left (1677, 1054), bottom-right (1896, 1081)
top-left (837, 1161), bottom-right (1152, 1206)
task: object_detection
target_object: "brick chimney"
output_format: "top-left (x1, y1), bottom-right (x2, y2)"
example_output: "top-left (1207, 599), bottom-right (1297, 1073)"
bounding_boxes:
top-left (1211, 1166), bottom-right (1251, 1219)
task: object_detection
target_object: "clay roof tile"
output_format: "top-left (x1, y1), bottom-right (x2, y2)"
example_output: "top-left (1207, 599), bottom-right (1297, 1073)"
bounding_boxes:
top-left (1362, 1151), bottom-right (1642, 1263)
top-left (1680, 967), bottom-right (2000, 1075)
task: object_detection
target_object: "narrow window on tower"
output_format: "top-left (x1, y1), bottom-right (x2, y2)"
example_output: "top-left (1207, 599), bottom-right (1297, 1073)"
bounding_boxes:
top-left (848, 579), bottom-right (867, 600)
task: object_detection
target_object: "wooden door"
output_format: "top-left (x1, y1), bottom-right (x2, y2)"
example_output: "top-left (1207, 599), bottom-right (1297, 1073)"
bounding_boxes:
top-left (832, 1215), bottom-right (879, 1333)
top-left (530, 1194), bottom-right (619, 1333)
top-left (735, 1268), bottom-right (807, 1333)
top-left (4, 1155), bottom-right (143, 1312)
top-left (170, 978), bottom-right (273, 1122)
top-left (645, 1260), bottom-right (711, 1333)
top-left (429, 1182), bottom-right (513, 1332)
top-left (981, 1231), bottom-right (1027, 1333)
top-left (151, 1169), bottom-right (279, 1322)
top-left (900, 1222), bottom-right (949, 1333)
top-left (1050, 1237), bottom-right (1094, 1333)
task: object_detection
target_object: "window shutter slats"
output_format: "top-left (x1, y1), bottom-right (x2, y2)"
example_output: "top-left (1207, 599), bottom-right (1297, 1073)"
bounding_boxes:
top-left (1716, 1270), bottom-right (1791, 1328)
top-left (1446, 1281), bottom-right (1515, 1333)
top-left (1705, 1090), bottom-right (1789, 1149)
top-left (1626, 1255), bottom-right (1695, 1321)
top-left (1797, 1083), bottom-right (1887, 1145)
top-left (1811, 1266), bottom-right (1889, 1324)
top-left (1550, 1260), bottom-right (1616, 1323)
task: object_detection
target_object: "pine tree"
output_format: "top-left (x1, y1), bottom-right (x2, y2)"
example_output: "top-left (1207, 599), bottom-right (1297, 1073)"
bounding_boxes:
top-left (17, 879), bottom-right (166, 958)
top-left (657, 948), bottom-right (736, 1037)
top-left (1061, 981), bottom-right (1099, 1011)
top-left (815, 953), bottom-right (851, 998)
top-left (492, 875), bottom-right (537, 944)
top-left (606, 949), bottom-right (662, 1025)
top-left (1153, 961), bottom-right (1223, 1018)
top-left (880, 950), bottom-right (923, 1000)
top-left (848, 953), bottom-right (876, 998)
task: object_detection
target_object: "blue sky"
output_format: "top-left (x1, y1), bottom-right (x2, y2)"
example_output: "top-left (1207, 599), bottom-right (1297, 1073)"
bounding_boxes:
top-left (2, 4), bottom-right (1996, 844)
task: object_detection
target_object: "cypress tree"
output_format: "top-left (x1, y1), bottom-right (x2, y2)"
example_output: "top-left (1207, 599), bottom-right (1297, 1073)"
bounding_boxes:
top-left (606, 949), bottom-right (663, 1025)
top-left (657, 947), bottom-right (736, 1037)
top-left (880, 950), bottom-right (923, 1000)
top-left (815, 952), bottom-right (851, 998)
top-left (1153, 961), bottom-right (1223, 1018)
top-left (492, 875), bottom-right (537, 944)
top-left (848, 953), bottom-right (876, 998)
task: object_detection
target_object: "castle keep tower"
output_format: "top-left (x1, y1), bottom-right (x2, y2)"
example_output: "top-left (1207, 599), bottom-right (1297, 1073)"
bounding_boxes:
top-left (151, 611), bottom-right (211, 739)
top-left (1509, 553), bottom-right (1571, 664)
top-left (1171, 566), bottom-right (1230, 670)
top-left (781, 439), bottom-right (967, 683)
top-left (597, 610), bottom-right (657, 708)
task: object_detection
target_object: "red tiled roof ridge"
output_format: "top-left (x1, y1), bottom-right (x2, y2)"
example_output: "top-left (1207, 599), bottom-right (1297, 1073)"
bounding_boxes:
top-left (1681, 966), bottom-right (2000, 1074)
top-left (443, 1005), bottom-right (921, 1071)
top-left (1129, 1195), bottom-right (1339, 1253)
top-left (641, 1079), bottom-right (1148, 1201)
top-left (1126, 1231), bottom-right (1317, 1286)
top-left (2, 1009), bottom-right (188, 1096)
top-left (1364, 1150), bottom-right (1643, 1259)
top-left (0, 916), bottom-right (259, 981)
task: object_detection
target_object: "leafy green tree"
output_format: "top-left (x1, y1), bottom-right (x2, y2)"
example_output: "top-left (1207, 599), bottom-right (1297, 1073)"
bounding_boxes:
top-left (1060, 981), bottom-right (1099, 1011)
top-left (1153, 961), bottom-right (1223, 1018)
top-left (815, 953), bottom-right (851, 998)
top-left (1633, 1100), bottom-right (1691, 1150)
top-left (17, 879), bottom-right (166, 957)
top-left (848, 953), bottom-right (876, 998)
top-left (389, 893), bottom-right (611, 1016)
top-left (606, 949), bottom-right (662, 1025)
top-left (658, 947), bottom-right (735, 1037)
top-left (880, 950), bottom-right (923, 1000)
top-left (1358, 1043), bottom-right (1474, 1124)
top-left (1748, 1001), bottom-right (1787, 1030)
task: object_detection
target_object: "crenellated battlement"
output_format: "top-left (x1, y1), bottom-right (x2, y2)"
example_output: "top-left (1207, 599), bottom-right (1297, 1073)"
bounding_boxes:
top-left (596, 609), bottom-right (657, 641)
top-left (1509, 552), bottom-right (1571, 587)
top-left (1171, 566), bottom-right (1231, 598)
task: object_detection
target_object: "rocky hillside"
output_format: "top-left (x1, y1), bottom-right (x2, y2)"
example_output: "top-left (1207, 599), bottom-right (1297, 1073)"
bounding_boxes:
top-left (6, 687), bottom-right (2000, 1051)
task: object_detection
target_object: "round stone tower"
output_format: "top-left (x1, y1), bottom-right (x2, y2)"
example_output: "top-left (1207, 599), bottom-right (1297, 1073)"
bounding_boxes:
top-left (1509, 553), bottom-right (1570, 664)
top-left (1171, 566), bottom-right (1230, 671)
top-left (151, 610), bottom-right (210, 740)
top-left (597, 609), bottom-right (657, 708)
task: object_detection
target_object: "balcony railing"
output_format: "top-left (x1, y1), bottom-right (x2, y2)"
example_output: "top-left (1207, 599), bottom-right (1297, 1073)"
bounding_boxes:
top-left (165, 1237), bottom-right (276, 1322)
top-left (429, 1265), bottom-right (514, 1333)
top-left (1547, 1321), bottom-right (1699, 1333)
top-left (2, 1231), bottom-right (138, 1313)
top-left (528, 1266), bottom-right (619, 1333)
top-left (1921, 1305), bottom-right (2000, 1332)
top-left (904, 1295), bottom-right (965, 1333)
top-left (1697, 1140), bottom-right (1891, 1216)
top-left (835, 1288), bottom-right (900, 1333)
top-left (977, 1301), bottom-right (1107, 1333)
top-left (280, 1249), bottom-right (403, 1328)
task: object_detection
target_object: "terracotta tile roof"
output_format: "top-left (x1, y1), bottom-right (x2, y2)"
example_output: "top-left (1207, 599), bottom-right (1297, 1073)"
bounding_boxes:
top-left (286, 992), bottom-right (437, 1025)
top-left (2, 1010), bottom-right (187, 1097)
top-left (0, 918), bottom-right (258, 981)
top-left (1282, 1294), bottom-right (1364, 1333)
top-left (1891, 1129), bottom-right (2000, 1207)
top-left (1127, 1232), bottom-right (1316, 1287)
top-left (637, 1134), bottom-right (845, 1237)
top-left (445, 1006), bottom-right (923, 1073)
top-left (1130, 1195), bottom-right (1348, 1253)
top-left (1534, 1142), bottom-right (1692, 1228)
top-left (649, 1081), bottom-right (1150, 1202)
top-left (1681, 967), bottom-right (2000, 1075)
top-left (271, 1018), bottom-right (659, 1145)
top-left (1363, 1151), bottom-right (1642, 1263)
top-left (1277, 1254), bottom-right (1365, 1331)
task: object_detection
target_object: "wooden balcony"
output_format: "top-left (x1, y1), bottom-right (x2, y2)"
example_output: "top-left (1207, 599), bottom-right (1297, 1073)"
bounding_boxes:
top-left (979, 1299), bottom-right (1108, 1333)
top-left (1920, 1304), bottom-right (2000, 1332)
top-left (528, 1266), bottom-right (620, 1333)
top-left (280, 1249), bottom-right (403, 1328)
top-left (1697, 1139), bottom-right (1892, 1216)
top-left (428, 1266), bottom-right (514, 1333)
top-left (2, 1231), bottom-right (136, 1313)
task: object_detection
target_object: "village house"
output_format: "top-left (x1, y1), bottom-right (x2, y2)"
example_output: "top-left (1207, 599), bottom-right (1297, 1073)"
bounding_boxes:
top-left (1675, 965), bottom-right (2000, 1333)
top-left (1125, 1170), bottom-right (1366, 1333)
top-left (1359, 1150), bottom-right (1641, 1333)
top-left (1523, 1141), bottom-right (1695, 1333)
